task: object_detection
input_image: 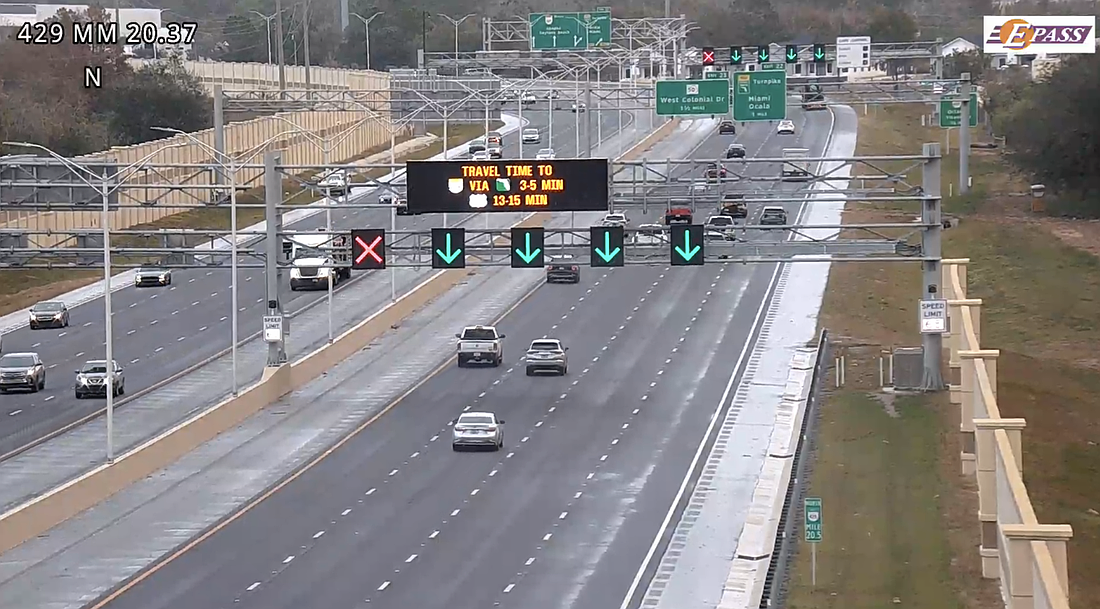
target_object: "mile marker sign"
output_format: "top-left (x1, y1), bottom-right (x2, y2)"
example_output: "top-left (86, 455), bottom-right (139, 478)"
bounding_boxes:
top-left (804, 497), bottom-right (822, 542)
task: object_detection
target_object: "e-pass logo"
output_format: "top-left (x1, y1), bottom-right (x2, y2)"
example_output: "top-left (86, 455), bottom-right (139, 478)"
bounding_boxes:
top-left (983, 15), bottom-right (1095, 54)
top-left (686, 84), bottom-right (699, 95)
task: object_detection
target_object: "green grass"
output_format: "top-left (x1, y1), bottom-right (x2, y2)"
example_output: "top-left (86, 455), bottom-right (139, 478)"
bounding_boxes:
top-left (787, 392), bottom-right (963, 609)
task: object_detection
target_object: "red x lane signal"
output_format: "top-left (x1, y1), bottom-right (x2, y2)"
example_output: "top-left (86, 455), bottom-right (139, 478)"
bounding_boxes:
top-left (351, 229), bottom-right (386, 270)
top-left (701, 46), bottom-right (715, 65)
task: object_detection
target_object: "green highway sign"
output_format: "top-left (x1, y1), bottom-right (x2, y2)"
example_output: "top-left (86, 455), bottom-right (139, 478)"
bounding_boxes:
top-left (529, 12), bottom-right (611, 50)
top-left (939, 92), bottom-right (979, 128)
top-left (655, 80), bottom-right (730, 116)
top-left (510, 227), bottom-right (545, 268)
top-left (670, 225), bottom-right (704, 266)
top-left (761, 62), bottom-right (785, 71)
top-left (804, 497), bottom-right (823, 542)
top-left (704, 71), bottom-right (729, 80)
top-left (431, 227), bottom-right (465, 269)
top-left (589, 226), bottom-right (624, 267)
top-left (733, 69), bottom-right (788, 122)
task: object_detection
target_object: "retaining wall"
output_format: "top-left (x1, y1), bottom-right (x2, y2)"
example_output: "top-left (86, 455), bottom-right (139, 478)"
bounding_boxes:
top-left (943, 258), bottom-right (1072, 609)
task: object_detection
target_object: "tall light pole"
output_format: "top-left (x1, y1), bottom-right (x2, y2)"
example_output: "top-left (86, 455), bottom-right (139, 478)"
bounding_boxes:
top-left (251, 10), bottom-right (279, 64)
top-left (438, 13), bottom-right (475, 77)
top-left (351, 11), bottom-right (383, 70)
top-left (4, 140), bottom-right (182, 463)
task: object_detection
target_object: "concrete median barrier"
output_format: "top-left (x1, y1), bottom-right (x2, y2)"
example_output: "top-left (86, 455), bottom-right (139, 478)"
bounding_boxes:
top-left (0, 117), bottom-right (674, 554)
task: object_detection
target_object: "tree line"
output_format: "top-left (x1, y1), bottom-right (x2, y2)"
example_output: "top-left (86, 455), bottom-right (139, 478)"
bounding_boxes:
top-left (0, 6), bottom-right (212, 158)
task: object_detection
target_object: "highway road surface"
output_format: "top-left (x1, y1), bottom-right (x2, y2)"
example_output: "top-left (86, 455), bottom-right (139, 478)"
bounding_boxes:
top-left (94, 108), bottom-right (833, 609)
top-left (0, 107), bottom-right (632, 459)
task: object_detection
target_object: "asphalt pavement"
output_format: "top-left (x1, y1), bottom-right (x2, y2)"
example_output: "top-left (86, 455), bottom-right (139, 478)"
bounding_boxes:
top-left (0, 107), bottom-right (629, 458)
top-left (96, 109), bottom-right (835, 609)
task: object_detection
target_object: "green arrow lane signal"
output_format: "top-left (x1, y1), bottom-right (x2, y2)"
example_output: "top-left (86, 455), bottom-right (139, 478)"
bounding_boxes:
top-left (510, 227), bottom-right (545, 268)
top-left (670, 225), bottom-right (704, 266)
top-left (813, 43), bottom-right (826, 61)
top-left (589, 226), bottom-right (624, 267)
top-left (757, 45), bottom-right (769, 62)
top-left (730, 45), bottom-right (742, 65)
top-left (431, 227), bottom-right (465, 268)
top-left (786, 45), bottom-right (798, 63)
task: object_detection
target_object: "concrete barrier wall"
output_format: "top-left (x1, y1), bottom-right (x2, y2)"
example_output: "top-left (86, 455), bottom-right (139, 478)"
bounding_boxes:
top-left (128, 58), bottom-right (392, 92)
top-left (943, 258), bottom-right (1072, 609)
top-left (0, 113), bottom-right (670, 553)
top-left (4, 61), bottom-right (400, 247)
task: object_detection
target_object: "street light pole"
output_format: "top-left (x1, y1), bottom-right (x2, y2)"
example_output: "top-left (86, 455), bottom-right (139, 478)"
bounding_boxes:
top-left (438, 13), bottom-right (475, 77)
top-left (250, 10), bottom-right (278, 64)
top-left (351, 11), bottom-right (383, 70)
top-left (323, 144), bottom-right (334, 344)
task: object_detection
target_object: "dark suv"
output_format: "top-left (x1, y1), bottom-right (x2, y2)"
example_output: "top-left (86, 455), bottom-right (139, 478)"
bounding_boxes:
top-left (29, 300), bottom-right (69, 329)
top-left (718, 120), bottom-right (736, 135)
top-left (546, 256), bottom-right (581, 283)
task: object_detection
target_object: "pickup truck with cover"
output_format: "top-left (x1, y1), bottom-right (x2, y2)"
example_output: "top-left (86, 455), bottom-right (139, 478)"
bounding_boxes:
top-left (456, 325), bottom-right (506, 367)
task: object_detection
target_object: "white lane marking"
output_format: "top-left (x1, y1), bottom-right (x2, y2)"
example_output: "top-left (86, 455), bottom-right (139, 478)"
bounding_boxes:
top-left (342, 509), bottom-right (351, 516)
top-left (177, 337), bottom-right (186, 342)
top-left (600, 454), bottom-right (608, 461)
top-left (130, 358), bottom-right (139, 364)
top-left (58, 332), bottom-right (66, 337)
top-left (471, 489), bottom-right (480, 496)
top-left (406, 554), bottom-right (417, 563)
top-left (506, 452), bottom-right (515, 459)
top-left (313, 530), bottom-right (325, 539)
top-left (521, 436), bottom-right (530, 443)
top-left (150, 320), bottom-right (158, 325)
top-left (548, 406), bottom-right (556, 413)
top-left (283, 555), bottom-right (295, 564)
top-left (220, 316), bottom-right (228, 322)
top-left (587, 472), bottom-right (595, 480)
top-left (187, 278), bottom-right (195, 283)
top-left (171, 310), bottom-right (179, 315)
top-left (543, 533), bottom-right (552, 541)
top-left (199, 326), bottom-right (207, 332)
top-left (623, 422), bottom-right (630, 429)
top-left (430, 435), bottom-right (439, 442)
top-left (451, 509), bottom-right (461, 516)
top-left (503, 583), bottom-right (515, 593)
top-left (559, 511), bottom-right (568, 519)
top-left (378, 581), bottom-right (390, 591)
top-left (155, 347), bottom-right (163, 353)
top-left (429, 530), bottom-right (440, 539)
top-left (612, 438), bottom-right (619, 445)
top-left (388, 469), bottom-right (398, 476)
top-left (129, 303), bottom-right (136, 308)
top-left (575, 491), bottom-right (583, 499)
top-left (48, 364), bottom-right (57, 369)
top-left (366, 488), bottom-right (376, 495)
top-left (617, 262), bottom-right (780, 609)
top-left (151, 294), bottom-right (157, 299)
top-left (410, 451), bottom-right (420, 459)
top-left (489, 469), bottom-right (498, 477)
top-left (42, 395), bottom-right (55, 402)
top-left (210, 292), bottom-right (218, 298)
top-left (526, 557), bottom-right (536, 566)
top-left (75, 351), bottom-right (83, 358)
top-left (127, 330), bottom-right (136, 335)
top-left (535, 421), bottom-right (543, 427)
top-left (247, 582), bottom-right (261, 591)
top-left (83, 322), bottom-right (92, 327)
top-left (191, 301), bottom-right (200, 307)
top-left (8, 410), bottom-right (21, 416)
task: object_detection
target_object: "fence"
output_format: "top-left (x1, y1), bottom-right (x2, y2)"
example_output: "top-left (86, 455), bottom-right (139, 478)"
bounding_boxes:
top-left (943, 258), bottom-right (1072, 609)
top-left (3, 61), bottom-right (404, 247)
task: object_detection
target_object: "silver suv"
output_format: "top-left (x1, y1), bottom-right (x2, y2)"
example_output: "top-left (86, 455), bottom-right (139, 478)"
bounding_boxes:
top-left (0, 352), bottom-right (46, 393)
top-left (75, 359), bottom-right (125, 399)
top-left (525, 339), bottom-right (568, 376)
top-left (452, 412), bottom-right (505, 451)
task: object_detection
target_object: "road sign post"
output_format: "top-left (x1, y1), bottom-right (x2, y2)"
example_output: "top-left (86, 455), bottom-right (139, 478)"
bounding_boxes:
top-left (589, 226), bottom-right (624, 267)
top-left (669, 225), bottom-right (704, 266)
top-left (351, 228), bottom-right (386, 270)
top-left (732, 70), bottom-right (787, 121)
top-left (510, 227), bottom-right (545, 268)
top-left (939, 92), bottom-right (979, 128)
top-left (529, 12), bottom-right (611, 50)
top-left (655, 80), bottom-right (730, 116)
top-left (919, 298), bottom-right (948, 333)
top-left (431, 227), bottom-right (465, 269)
top-left (804, 497), bottom-right (823, 586)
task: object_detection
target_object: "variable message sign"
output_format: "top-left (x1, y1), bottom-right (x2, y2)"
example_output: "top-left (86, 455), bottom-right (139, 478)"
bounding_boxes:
top-left (733, 69), bottom-right (787, 121)
top-left (405, 159), bottom-right (609, 214)
top-left (529, 12), bottom-right (611, 50)
top-left (655, 79), bottom-right (730, 116)
top-left (939, 92), bottom-right (979, 128)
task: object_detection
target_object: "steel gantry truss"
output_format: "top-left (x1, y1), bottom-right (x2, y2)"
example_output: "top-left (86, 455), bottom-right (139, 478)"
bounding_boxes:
top-left (0, 148), bottom-right (945, 269)
top-left (482, 16), bottom-right (692, 50)
top-left (701, 39), bottom-right (944, 65)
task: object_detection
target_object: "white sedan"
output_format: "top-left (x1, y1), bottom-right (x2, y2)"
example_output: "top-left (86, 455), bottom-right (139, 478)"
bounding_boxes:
top-left (522, 128), bottom-right (541, 144)
top-left (777, 120), bottom-right (796, 135)
top-left (536, 148), bottom-right (556, 160)
top-left (472, 150), bottom-right (491, 161)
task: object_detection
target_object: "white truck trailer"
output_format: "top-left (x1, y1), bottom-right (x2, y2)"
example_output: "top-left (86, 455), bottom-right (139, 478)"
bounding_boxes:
top-left (781, 148), bottom-right (813, 181)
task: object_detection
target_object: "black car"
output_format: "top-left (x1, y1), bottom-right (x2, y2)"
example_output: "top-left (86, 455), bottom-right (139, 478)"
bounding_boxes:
top-left (725, 144), bottom-right (747, 159)
top-left (718, 120), bottom-right (736, 135)
top-left (546, 256), bottom-right (581, 283)
top-left (29, 300), bottom-right (69, 329)
top-left (760, 206), bottom-right (789, 226)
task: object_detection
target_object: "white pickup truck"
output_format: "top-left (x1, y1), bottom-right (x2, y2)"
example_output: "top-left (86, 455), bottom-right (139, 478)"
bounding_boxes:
top-left (455, 325), bottom-right (506, 367)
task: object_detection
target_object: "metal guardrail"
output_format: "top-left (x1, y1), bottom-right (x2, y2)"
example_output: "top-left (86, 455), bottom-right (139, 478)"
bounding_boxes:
top-left (760, 327), bottom-right (830, 608)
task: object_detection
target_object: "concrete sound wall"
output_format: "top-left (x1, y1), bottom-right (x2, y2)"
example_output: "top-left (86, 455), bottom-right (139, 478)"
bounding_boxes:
top-left (3, 61), bottom-right (402, 248)
top-left (943, 258), bottom-right (1073, 609)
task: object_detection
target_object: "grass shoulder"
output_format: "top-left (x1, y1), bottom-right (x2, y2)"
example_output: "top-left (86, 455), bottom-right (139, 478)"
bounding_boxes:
top-left (787, 103), bottom-right (1100, 608)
